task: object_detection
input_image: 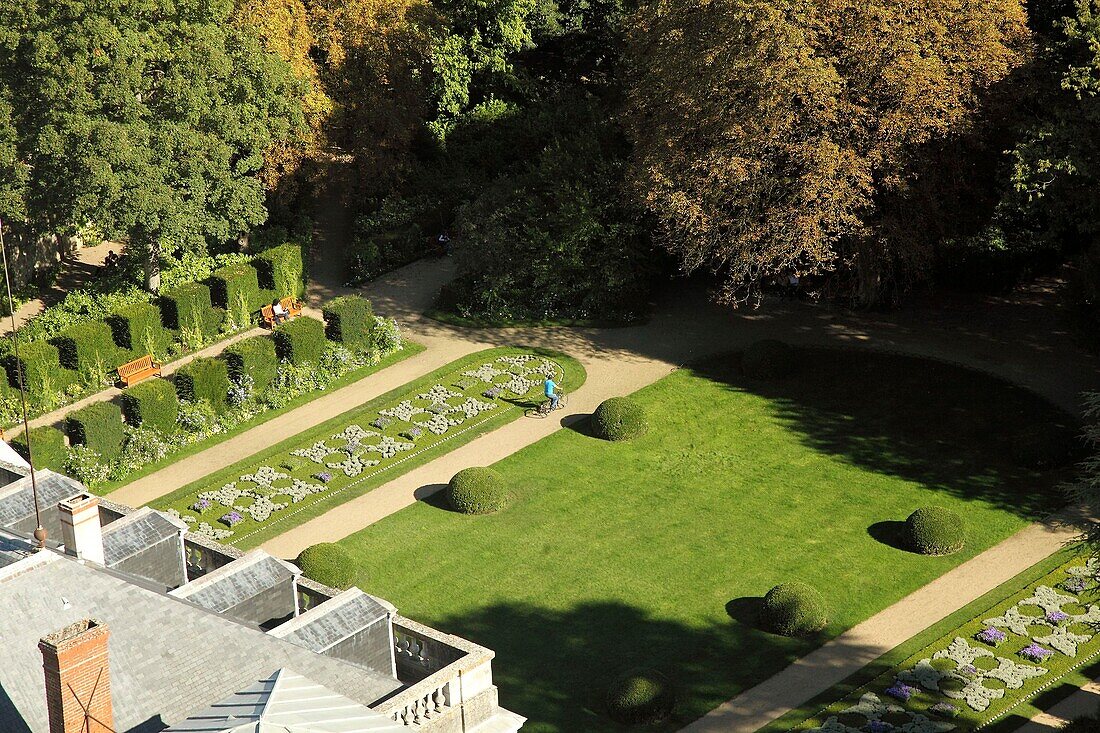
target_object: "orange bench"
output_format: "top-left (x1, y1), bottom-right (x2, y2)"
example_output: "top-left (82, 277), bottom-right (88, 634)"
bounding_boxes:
top-left (261, 297), bottom-right (303, 328)
top-left (117, 355), bottom-right (161, 387)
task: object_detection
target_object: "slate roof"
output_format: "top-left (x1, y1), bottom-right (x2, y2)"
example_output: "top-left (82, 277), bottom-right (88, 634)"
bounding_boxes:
top-left (170, 550), bottom-right (298, 613)
top-left (0, 529), bottom-right (33, 571)
top-left (269, 589), bottom-right (391, 654)
top-left (0, 440), bottom-right (30, 477)
top-left (0, 553), bottom-right (401, 733)
top-left (102, 507), bottom-right (186, 567)
top-left (163, 668), bottom-right (403, 732)
top-left (0, 470), bottom-right (84, 528)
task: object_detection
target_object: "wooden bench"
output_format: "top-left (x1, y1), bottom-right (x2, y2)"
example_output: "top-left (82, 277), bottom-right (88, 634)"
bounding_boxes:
top-left (261, 297), bottom-right (303, 329)
top-left (117, 355), bottom-right (161, 387)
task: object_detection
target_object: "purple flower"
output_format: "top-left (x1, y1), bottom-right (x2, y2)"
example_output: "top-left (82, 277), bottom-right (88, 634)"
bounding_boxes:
top-left (866, 721), bottom-right (891, 733)
top-left (371, 416), bottom-right (393, 430)
top-left (482, 387), bottom-right (503, 399)
top-left (219, 511), bottom-right (243, 527)
top-left (1046, 610), bottom-right (1070, 625)
top-left (190, 498), bottom-right (211, 512)
top-left (976, 627), bottom-right (1007, 646)
top-left (930, 702), bottom-right (959, 718)
top-left (401, 427), bottom-right (422, 440)
top-left (1062, 577), bottom-right (1088, 594)
top-left (884, 681), bottom-right (916, 702)
top-left (1019, 643), bottom-right (1054, 662)
top-left (961, 664), bottom-right (978, 677)
top-left (314, 472), bottom-right (333, 483)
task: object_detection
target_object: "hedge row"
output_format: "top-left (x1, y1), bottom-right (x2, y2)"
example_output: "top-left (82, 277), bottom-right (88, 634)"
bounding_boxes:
top-left (12, 426), bottom-right (67, 472)
top-left (65, 401), bottom-right (126, 461)
top-left (323, 296), bottom-right (375, 348)
top-left (121, 378), bottom-right (179, 433)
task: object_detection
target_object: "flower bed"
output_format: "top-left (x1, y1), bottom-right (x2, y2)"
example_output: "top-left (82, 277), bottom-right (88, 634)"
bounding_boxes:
top-left (156, 348), bottom-right (579, 545)
top-left (793, 556), bottom-right (1100, 732)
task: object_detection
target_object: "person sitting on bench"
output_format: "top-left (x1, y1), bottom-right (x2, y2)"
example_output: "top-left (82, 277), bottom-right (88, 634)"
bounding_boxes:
top-left (271, 299), bottom-right (289, 325)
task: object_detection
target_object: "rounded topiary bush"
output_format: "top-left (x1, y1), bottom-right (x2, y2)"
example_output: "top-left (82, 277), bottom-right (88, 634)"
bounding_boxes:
top-left (761, 582), bottom-right (828, 636)
top-left (592, 396), bottom-right (648, 441)
top-left (448, 467), bottom-right (508, 514)
top-left (296, 543), bottom-right (359, 590)
top-left (741, 339), bottom-right (796, 380)
top-left (606, 668), bottom-right (675, 726)
top-left (905, 506), bottom-right (965, 556)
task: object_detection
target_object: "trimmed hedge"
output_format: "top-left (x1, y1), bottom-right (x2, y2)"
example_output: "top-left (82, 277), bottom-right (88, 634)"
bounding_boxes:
top-left (254, 243), bottom-right (304, 299)
top-left (296, 543), bottom-right (359, 590)
top-left (160, 282), bottom-right (220, 337)
top-left (174, 357), bottom-right (231, 413)
top-left (905, 506), bottom-right (965, 555)
top-left (222, 335), bottom-right (279, 392)
top-left (121, 378), bottom-right (180, 433)
top-left (1, 341), bottom-right (77, 393)
top-left (211, 262), bottom-right (261, 325)
top-left (606, 668), bottom-right (675, 725)
top-left (273, 316), bottom-right (326, 366)
top-left (742, 339), bottom-right (797, 379)
top-left (50, 320), bottom-right (120, 375)
top-left (12, 426), bottom-right (67, 472)
top-left (761, 582), bottom-right (828, 636)
top-left (322, 295), bottom-right (375, 348)
top-left (106, 302), bottom-right (168, 356)
top-left (447, 467), bottom-right (509, 514)
top-left (65, 401), bottom-right (126, 461)
top-left (592, 397), bottom-right (648, 441)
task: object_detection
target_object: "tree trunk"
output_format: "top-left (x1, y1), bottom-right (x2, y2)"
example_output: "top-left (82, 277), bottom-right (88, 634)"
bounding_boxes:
top-left (144, 239), bottom-right (160, 293)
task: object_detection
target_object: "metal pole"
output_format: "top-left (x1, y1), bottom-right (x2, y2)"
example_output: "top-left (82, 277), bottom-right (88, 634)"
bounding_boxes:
top-left (0, 216), bottom-right (46, 549)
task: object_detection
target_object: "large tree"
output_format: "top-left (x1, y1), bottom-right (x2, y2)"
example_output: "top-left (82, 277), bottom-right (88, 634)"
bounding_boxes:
top-left (623, 0), bottom-right (1031, 306)
top-left (0, 0), bottom-right (306, 290)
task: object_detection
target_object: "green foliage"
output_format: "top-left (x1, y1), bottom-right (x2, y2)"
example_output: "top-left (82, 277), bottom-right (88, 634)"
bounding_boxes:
top-left (295, 543), bottom-right (360, 590)
top-left (592, 396), bottom-right (647, 441)
top-left (254, 244), bottom-right (305, 298)
top-left (160, 283), bottom-right (219, 340)
top-left (905, 507), bottom-right (965, 556)
top-left (347, 199), bottom-right (431, 283)
top-left (273, 316), bottom-right (326, 365)
top-left (322, 295), bottom-right (375, 347)
top-left (761, 582), bottom-right (828, 637)
top-left (49, 321), bottom-right (120, 378)
top-left (65, 401), bottom-right (126, 461)
top-left (210, 263), bottom-right (261, 329)
top-left (174, 357), bottom-right (231, 413)
top-left (106, 302), bottom-right (168, 357)
top-left (12, 426), bottom-right (66, 472)
top-left (1, 340), bottom-right (76, 394)
top-left (222, 336), bottom-right (279, 392)
top-left (121, 379), bottom-right (180, 433)
top-left (742, 340), bottom-right (796, 380)
top-left (605, 668), bottom-right (675, 725)
top-left (447, 467), bottom-right (509, 514)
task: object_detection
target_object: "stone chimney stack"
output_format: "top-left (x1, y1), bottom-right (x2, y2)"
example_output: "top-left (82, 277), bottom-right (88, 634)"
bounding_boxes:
top-left (58, 492), bottom-right (104, 565)
top-left (39, 619), bottom-right (114, 733)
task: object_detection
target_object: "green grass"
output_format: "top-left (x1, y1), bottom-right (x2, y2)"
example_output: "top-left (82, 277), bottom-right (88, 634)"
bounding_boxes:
top-left (336, 348), bottom-right (1076, 732)
top-left (101, 342), bottom-right (425, 491)
top-left (423, 308), bottom-right (644, 329)
top-left (153, 346), bottom-right (586, 548)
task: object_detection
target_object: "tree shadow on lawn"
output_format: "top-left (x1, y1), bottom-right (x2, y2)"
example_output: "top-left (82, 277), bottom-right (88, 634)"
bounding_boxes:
top-left (432, 599), bottom-right (881, 733)
top-left (689, 348), bottom-right (1083, 522)
top-left (866, 521), bottom-right (917, 553)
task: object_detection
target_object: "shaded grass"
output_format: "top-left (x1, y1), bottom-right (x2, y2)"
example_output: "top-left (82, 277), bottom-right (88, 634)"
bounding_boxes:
top-left (338, 349), bottom-right (1074, 731)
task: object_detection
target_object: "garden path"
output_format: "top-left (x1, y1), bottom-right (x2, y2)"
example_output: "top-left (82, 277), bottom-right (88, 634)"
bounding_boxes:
top-left (1013, 678), bottom-right (1100, 731)
top-left (0, 242), bottom-right (114, 336)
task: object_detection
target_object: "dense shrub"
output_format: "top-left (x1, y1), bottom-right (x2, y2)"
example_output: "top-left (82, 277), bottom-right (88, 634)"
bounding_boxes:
top-left (65, 401), bottom-right (126, 461)
top-left (222, 336), bottom-right (279, 392)
top-left (1, 341), bottom-right (76, 393)
top-left (160, 282), bottom-right (219, 338)
top-left (296, 543), bottom-right (359, 589)
top-left (761, 582), bottom-right (828, 636)
top-left (211, 262), bottom-right (261, 327)
top-left (254, 243), bottom-right (304, 298)
top-left (273, 316), bottom-right (326, 365)
top-left (592, 397), bottom-right (648, 441)
top-left (322, 295), bottom-right (375, 348)
top-left (12, 426), bottom-right (67, 472)
top-left (50, 320), bottom-right (120, 376)
top-left (121, 379), bottom-right (180, 433)
top-left (905, 507), bottom-right (965, 555)
top-left (106, 302), bottom-right (168, 356)
top-left (742, 340), bottom-right (796, 380)
top-left (447, 467), bottom-right (509, 514)
top-left (174, 357), bottom-right (231, 413)
top-left (606, 668), bottom-right (675, 725)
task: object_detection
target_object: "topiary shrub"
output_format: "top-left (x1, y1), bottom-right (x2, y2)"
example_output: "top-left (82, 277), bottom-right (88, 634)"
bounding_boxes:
top-left (160, 282), bottom-right (220, 339)
top-left (761, 582), bottom-right (828, 636)
top-left (174, 357), bottom-right (231, 413)
top-left (221, 335), bottom-right (278, 392)
top-left (592, 396), bottom-right (648, 441)
top-left (606, 668), bottom-right (675, 726)
top-left (273, 316), bottom-right (326, 365)
top-left (65, 401), bottom-right (126, 461)
top-left (106, 302), bottom-right (169, 356)
top-left (742, 339), bottom-right (797, 379)
top-left (254, 243), bottom-right (305, 298)
top-left (50, 321), bottom-right (121, 376)
top-left (211, 262), bottom-right (261, 327)
top-left (296, 542), bottom-right (359, 590)
top-left (447, 467), bottom-right (509, 514)
top-left (905, 506), bottom-right (965, 555)
top-left (12, 426), bottom-right (67, 472)
top-left (121, 378), bottom-right (180, 433)
top-left (1, 341), bottom-right (77, 394)
top-left (322, 295), bottom-right (375, 348)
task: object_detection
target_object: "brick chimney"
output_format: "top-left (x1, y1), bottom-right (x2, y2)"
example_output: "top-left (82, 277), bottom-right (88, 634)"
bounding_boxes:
top-left (39, 619), bottom-right (114, 733)
top-left (58, 492), bottom-right (104, 565)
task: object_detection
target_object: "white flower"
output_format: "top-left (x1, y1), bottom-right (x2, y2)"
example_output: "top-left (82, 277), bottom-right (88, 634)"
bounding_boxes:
top-left (462, 364), bottom-right (506, 383)
top-left (292, 441), bottom-right (334, 464)
top-left (417, 385), bottom-right (462, 404)
top-left (416, 413), bottom-right (452, 435)
top-left (380, 400), bottom-right (426, 422)
top-left (326, 453), bottom-right (380, 477)
top-left (456, 397), bottom-right (498, 419)
top-left (193, 522), bottom-right (233, 541)
top-left (199, 483), bottom-right (245, 508)
top-left (365, 436), bottom-right (415, 459)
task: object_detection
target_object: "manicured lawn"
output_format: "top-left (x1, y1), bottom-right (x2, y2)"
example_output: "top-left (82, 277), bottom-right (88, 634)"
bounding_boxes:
top-left (338, 348), bottom-right (1076, 731)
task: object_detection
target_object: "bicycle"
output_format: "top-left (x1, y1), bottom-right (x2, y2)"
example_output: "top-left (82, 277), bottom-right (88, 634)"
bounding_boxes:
top-left (526, 391), bottom-right (569, 418)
